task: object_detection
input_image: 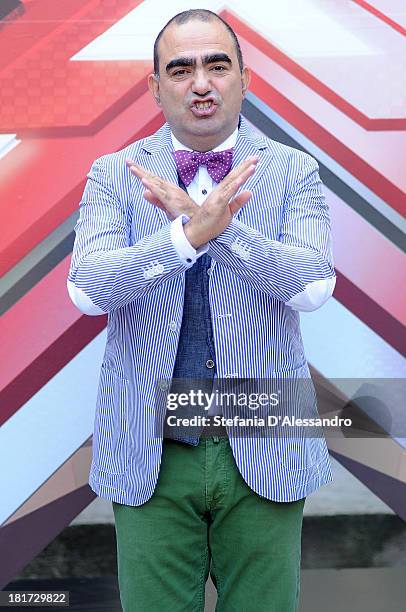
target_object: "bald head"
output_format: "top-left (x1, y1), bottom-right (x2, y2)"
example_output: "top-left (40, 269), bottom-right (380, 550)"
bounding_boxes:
top-left (153, 9), bottom-right (244, 76)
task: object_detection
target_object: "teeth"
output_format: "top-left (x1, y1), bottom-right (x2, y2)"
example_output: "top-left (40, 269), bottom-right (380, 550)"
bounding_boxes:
top-left (195, 102), bottom-right (212, 110)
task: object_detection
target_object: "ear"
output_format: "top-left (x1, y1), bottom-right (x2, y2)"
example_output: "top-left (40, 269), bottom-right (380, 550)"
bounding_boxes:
top-left (241, 66), bottom-right (251, 97)
top-left (148, 73), bottom-right (161, 106)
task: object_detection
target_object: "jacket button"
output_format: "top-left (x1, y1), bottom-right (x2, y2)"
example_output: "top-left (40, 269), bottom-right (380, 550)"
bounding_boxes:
top-left (206, 359), bottom-right (215, 369)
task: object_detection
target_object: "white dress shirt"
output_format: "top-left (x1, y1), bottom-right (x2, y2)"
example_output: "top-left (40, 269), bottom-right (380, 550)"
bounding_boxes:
top-left (169, 128), bottom-right (238, 266)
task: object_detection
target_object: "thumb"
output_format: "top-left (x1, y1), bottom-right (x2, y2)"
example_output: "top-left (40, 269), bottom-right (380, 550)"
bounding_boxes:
top-left (229, 190), bottom-right (252, 215)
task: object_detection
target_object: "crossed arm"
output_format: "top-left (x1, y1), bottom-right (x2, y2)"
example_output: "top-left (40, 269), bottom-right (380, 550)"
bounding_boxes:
top-left (127, 156), bottom-right (336, 310)
top-left (67, 155), bottom-right (335, 315)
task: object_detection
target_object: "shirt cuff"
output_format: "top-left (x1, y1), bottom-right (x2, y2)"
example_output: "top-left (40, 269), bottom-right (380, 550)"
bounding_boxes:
top-left (170, 214), bottom-right (209, 265)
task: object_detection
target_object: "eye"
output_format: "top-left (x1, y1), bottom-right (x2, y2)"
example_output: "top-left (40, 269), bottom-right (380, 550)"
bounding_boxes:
top-left (211, 65), bottom-right (227, 72)
top-left (172, 68), bottom-right (189, 77)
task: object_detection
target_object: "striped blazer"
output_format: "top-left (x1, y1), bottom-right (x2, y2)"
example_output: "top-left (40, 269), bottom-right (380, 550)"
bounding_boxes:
top-left (67, 116), bottom-right (336, 504)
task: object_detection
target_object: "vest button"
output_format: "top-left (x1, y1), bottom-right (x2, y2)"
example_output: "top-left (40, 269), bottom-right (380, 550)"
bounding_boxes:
top-left (206, 359), bottom-right (215, 369)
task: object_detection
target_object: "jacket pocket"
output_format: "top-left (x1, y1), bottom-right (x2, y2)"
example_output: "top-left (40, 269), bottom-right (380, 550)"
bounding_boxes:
top-left (274, 364), bottom-right (321, 471)
top-left (92, 365), bottom-right (129, 475)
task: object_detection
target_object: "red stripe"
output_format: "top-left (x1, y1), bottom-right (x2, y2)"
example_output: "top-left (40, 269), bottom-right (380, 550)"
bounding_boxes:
top-left (334, 271), bottom-right (406, 357)
top-left (0, 1), bottom-right (89, 69)
top-left (0, 3), bottom-right (148, 132)
top-left (0, 257), bottom-right (106, 426)
top-left (0, 93), bottom-right (163, 277)
top-left (14, 76), bottom-right (150, 138)
top-left (0, 0), bottom-right (100, 79)
top-left (352, 0), bottom-right (406, 36)
top-left (0, 0), bottom-right (144, 79)
top-left (249, 71), bottom-right (405, 215)
top-left (224, 10), bottom-right (405, 130)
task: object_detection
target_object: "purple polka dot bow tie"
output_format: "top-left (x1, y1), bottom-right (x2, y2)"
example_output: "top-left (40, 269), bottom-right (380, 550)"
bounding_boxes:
top-left (172, 148), bottom-right (233, 187)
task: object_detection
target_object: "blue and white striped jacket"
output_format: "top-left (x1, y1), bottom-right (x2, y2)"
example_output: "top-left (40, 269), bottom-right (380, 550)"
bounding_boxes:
top-left (67, 116), bottom-right (336, 504)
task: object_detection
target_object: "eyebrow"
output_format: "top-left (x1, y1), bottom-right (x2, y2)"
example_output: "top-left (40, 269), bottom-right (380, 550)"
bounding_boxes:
top-left (165, 53), bottom-right (232, 73)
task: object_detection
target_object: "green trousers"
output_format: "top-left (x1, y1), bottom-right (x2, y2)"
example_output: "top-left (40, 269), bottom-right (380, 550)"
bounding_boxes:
top-left (113, 437), bottom-right (305, 611)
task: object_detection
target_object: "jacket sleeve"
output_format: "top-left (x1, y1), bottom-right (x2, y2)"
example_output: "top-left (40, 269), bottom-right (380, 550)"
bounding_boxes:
top-left (67, 155), bottom-right (189, 315)
top-left (207, 155), bottom-right (336, 311)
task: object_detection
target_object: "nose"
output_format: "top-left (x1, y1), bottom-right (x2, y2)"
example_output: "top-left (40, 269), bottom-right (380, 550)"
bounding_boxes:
top-left (191, 68), bottom-right (212, 97)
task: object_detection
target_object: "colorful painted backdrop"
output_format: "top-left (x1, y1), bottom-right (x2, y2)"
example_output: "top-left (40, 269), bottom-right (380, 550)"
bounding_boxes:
top-left (0, 0), bottom-right (405, 587)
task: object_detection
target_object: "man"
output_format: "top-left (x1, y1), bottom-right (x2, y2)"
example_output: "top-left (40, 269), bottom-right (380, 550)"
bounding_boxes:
top-left (67, 9), bottom-right (336, 611)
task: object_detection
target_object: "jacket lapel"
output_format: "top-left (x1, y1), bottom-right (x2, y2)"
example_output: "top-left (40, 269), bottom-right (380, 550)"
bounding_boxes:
top-left (230, 117), bottom-right (273, 220)
top-left (138, 123), bottom-right (178, 225)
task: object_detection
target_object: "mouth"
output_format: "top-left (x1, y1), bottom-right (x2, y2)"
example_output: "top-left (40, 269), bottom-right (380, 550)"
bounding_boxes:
top-left (190, 99), bottom-right (218, 117)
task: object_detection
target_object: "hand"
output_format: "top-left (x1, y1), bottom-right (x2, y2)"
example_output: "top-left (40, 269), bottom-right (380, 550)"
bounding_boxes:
top-left (126, 160), bottom-right (199, 221)
top-left (183, 157), bottom-right (259, 248)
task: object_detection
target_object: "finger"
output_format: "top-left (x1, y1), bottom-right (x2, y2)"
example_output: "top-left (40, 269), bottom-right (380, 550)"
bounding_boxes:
top-left (222, 163), bottom-right (257, 199)
top-left (142, 177), bottom-right (167, 200)
top-left (127, 162), bottom-right (180, 199)
top-left (230, 156), bottom-right (259, 173)
top-left (126, 160), bottom-right (155, 181)
top-left (143, 190), bottom-right (166, 210)
top-left (222, 156), bottom-right (259, 185)
top-left (229, 190), bottom-right (252, 215)
top-left (126, 160), bottom-right (145, 175)
top-left (237, 163), bottom-right (257, 185)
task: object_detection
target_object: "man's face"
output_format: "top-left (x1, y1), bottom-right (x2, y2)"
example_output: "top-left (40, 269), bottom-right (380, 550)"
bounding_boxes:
top-left (148, 19), bottom-right (250, 151)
